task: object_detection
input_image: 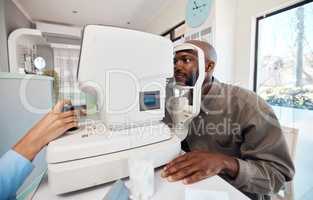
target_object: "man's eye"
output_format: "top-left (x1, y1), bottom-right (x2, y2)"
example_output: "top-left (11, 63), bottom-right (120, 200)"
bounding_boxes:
top-left (184, 58), bottom-right (191, 63)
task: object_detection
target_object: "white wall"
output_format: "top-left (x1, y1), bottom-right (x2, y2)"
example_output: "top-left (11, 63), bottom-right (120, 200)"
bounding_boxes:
top-left (234, 0), bottom-right (297, 89)
top-left (214, 0), bottom-right (237, 83)
top-left (0, 0), bottom-right (32, 72)
top-left (5, 0), bottom-right (32, 35)
top-left (144, 0), bottom-right (187, 34)
top-left (0, 0), bottom-right (9, 72)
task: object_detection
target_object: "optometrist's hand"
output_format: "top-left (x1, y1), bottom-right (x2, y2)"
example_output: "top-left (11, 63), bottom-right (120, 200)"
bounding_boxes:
top-left (13, 100), bottom-right (78, 161)
top-left (161, 150), bottom-right (239, 184)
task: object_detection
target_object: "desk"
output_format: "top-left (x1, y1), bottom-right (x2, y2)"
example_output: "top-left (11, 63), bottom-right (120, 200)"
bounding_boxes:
top-left (33, 169), bottom-right (250, 200)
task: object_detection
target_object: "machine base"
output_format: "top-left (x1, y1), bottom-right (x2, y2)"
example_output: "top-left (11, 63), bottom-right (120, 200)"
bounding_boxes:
top-left (47, 136), bottom-right (181, 195)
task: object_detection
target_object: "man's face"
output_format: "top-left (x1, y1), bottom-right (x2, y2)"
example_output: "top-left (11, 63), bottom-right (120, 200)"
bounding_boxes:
top-left (174, 50), bottom-right (199, 86)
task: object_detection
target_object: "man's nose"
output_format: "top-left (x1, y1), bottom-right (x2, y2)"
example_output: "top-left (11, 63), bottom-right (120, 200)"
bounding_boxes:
top-left (174, 60), bottom-right (185, 71)
top-left (174, 64), bottom-right (183, 72)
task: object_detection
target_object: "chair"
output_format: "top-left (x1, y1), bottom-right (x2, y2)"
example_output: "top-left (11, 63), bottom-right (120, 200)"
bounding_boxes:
top-left (272, 126), bottom-right (299, 200)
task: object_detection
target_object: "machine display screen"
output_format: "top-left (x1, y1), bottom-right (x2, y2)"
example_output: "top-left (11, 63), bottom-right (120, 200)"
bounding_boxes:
top-left (140, 91), bottom-right (160, 111)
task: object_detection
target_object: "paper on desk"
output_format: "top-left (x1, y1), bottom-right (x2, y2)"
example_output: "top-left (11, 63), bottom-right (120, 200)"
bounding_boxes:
top-left (185, 188), bottom-right (229, 200)
top-left (103, 180), bottom-right (129, 200)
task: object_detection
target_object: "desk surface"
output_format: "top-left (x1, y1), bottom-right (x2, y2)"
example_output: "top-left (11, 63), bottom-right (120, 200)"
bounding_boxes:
top-left (33, 169), bottom-right (250, 200)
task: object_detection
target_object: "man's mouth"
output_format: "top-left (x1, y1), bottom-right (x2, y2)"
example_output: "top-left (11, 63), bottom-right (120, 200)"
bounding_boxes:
top-left (174, 73), bottom-right (188, 85)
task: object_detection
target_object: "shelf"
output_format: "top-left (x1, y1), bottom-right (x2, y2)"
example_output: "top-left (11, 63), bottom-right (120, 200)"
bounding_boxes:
top-left (0, 72), bottom-right (54, 81)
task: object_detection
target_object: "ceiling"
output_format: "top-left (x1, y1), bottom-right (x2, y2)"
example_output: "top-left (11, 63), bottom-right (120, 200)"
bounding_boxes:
top-left (14, 0), bottom-right (172, 31)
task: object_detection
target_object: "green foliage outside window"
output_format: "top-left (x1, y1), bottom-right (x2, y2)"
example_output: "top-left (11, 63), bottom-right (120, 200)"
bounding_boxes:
top-left (260, 86), bottom-right (313, 110)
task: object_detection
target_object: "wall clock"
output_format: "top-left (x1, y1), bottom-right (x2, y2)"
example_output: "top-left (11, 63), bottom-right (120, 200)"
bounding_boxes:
top-left (186, 0), bottom-right (213, 28)
top-left (34, 57), bottom-right (46, 70)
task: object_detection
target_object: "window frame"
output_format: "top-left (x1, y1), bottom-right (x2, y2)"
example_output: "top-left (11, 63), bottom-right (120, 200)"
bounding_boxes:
top-left (253, 0), bottom-right (313, 92)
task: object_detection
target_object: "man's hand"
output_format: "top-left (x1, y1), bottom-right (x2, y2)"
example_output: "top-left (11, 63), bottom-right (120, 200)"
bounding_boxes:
top-left (13, 100), bottom-right (78, 161)
top-left (161, 150), bottom-right (239, 184)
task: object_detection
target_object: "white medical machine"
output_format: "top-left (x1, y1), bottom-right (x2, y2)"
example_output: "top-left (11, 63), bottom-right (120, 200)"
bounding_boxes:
top-left (45, 25), bottom-right (205, 195)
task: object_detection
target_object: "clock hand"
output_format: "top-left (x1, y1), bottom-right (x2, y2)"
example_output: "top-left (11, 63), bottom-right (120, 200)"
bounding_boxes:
top-left (196, 3), bottom-right (207, 12)
top-left (193, 1), bottom-right (199, 9)
top-left (198, 3), bottom-right (207, 9)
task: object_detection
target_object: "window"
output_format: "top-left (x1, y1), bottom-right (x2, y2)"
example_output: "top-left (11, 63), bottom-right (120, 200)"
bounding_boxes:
top-left (254, 0), bottom-right (313, 107)
top-left (254, 1), bottom-right (313, 199)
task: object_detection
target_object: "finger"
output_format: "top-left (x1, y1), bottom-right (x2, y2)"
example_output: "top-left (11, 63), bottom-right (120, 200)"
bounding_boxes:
top-left (53, 122), bottom-right (78, 139)
top-left (64, 122), bottom-right (78, 131)
top-left (53, 114), bottom-right (77, 128)
top-left (63, 116), bottom-right (79, 123)
top-left (53, 100), bottom-right (72, 113)
top-left (183, 170), bottom-right (209, 185)
top-left (161, 158), bottom-right (196, 178)
top-left (167, 165), bottom-right (200, 182)
top-left (164, 153), bottom-right (190, 170)
top-left (60, 110), bottom-right (76, 118)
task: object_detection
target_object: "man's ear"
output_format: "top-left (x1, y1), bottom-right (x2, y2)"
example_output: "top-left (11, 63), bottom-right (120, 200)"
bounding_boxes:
top-left (205, 61), bottom-right (215, 73)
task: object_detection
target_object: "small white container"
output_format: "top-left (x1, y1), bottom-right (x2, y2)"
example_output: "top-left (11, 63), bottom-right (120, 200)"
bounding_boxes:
top-left (128, 155), bottom-right (155, 200)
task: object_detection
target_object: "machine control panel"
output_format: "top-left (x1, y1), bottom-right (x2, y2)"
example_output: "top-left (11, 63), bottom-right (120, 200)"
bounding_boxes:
top-left (139, 91), bottom-right (160, 111)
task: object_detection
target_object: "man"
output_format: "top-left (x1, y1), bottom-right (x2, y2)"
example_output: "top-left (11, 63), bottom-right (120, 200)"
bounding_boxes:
top-left (162, 40), bottom-right (295, 200)
top-left (0, 100), bottom-right (78, 200)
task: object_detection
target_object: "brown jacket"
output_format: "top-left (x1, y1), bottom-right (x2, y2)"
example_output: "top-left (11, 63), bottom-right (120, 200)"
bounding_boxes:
top-left (165, 78), bottom-right (295, 200)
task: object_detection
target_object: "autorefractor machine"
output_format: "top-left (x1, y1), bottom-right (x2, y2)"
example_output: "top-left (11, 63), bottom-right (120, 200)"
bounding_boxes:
top-left (45, 25), bottom-right (205, 194)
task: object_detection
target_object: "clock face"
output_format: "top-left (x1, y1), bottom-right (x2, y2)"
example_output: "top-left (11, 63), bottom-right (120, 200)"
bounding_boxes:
top-left (186, 0), bottom-right (213, 28)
